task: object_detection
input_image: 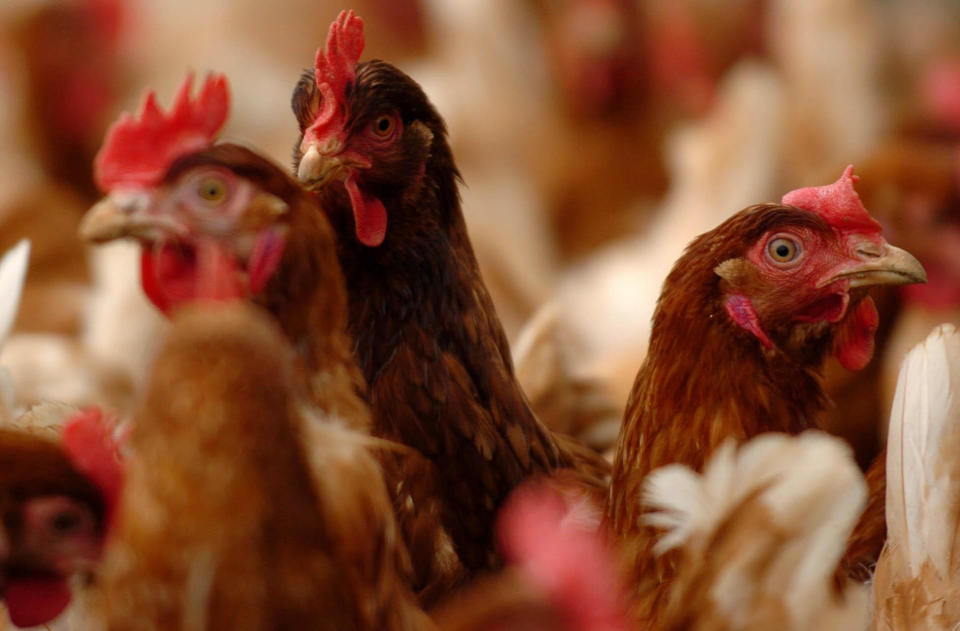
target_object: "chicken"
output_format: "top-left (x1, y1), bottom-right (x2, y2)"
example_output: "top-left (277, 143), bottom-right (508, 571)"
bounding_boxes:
top-left (643, 432), bottom-right (870, 631)
top-left (291, 10), bottom-right (609, 591)
top-left (94, 302), bottom-right (430, 631)
top-left (79, 75), bottom-right (429, 626)
top-left (871, 323), bottom-right (960, 630)
top-left (79, 73), bottom-right (368, 427)
top-left (0, 406), bottom-right (120, 628)
top-left (432, 481), bottom-right (631, 631)
top-left (606, 167), bottom-right (926, 623)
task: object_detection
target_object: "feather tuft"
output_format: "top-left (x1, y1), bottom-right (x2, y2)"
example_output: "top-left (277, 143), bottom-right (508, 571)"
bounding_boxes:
top-left (874, 323), bottom-right (960, 630)
top-left (0, 240), bottom-right (30, 348)
top-left (644, 432), bottom-right (868, 630)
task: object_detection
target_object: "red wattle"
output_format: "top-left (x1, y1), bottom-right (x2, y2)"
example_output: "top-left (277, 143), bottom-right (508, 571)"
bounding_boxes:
top-left (344, 174), bottom-right (387, 247)
top-left (5, 575), bottom-right (72, 627)
top-left (140, 245), bottom-right (194, 314)
top-left (832, 296), bottom-right (879, 371)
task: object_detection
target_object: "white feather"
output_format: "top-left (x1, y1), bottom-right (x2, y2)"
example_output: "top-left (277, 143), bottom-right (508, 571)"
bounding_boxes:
top-left (0, 239), bottom-right (29, 348)
top-left (885, 323), bottom-right (960, 578)
top-left (643, 432), bottom-right (868, 630)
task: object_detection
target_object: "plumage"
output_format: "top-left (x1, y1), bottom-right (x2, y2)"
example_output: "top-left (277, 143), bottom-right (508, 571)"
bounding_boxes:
top-left (93, 304), bottom-right (357, 630)
top-left (872, 323), bottom-right (960, 630)
top-left (644, 432), bottom-right (870, 631)
top-left (0, 241), bottom-right (30, 349)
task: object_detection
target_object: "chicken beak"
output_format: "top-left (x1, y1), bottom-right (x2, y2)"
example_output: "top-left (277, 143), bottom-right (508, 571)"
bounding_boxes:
top-left (821, 241), bottom-right (927, 288)
top-left (297, 140), bottom-right (370, 190)
top-left (298, 144), bottom-right (351, 189)
top-left (79, 192), bottom-right (184, 243)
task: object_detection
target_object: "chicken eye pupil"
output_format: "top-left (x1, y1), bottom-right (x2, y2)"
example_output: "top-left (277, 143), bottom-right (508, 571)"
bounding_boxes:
top-left (51, 512), bottom-right (79, 533)
top-left (373, 115), bottom-right (393, 137)
top-left (767, 237), bottom-right (799, 263)
top-left (198, 178), bottom-right (226, 203)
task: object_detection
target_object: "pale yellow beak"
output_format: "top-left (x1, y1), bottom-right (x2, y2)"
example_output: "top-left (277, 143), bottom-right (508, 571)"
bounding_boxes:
top-left (821, 242), bottom-right (927, 288)
top-left (79, 192), bottom-right (185, 243)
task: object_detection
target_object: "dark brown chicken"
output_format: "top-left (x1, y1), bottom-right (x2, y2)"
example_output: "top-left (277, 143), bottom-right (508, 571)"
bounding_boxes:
top-left (291, 11), bottom-right (608, 592)
top-left (94, 303), bottom-right (429, 631)
top-left (606, 167), bottom-right (926, 624)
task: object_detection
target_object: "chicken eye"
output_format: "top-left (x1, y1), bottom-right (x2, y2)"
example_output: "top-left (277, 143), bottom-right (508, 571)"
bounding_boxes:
top-left (50, 510), bottom-right (80, 534)
top-left (372, 115), bottom-right (395, 138)
top-left (197, 177), bottom-right (227, 204)
top-left (767, 237), bottom-right (801, 263)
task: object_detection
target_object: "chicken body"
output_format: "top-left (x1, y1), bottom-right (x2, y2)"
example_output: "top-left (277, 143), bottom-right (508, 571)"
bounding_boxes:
top-left (292, 13), bottom-right (608, 589)
top-left (606, 171), bottom-right (925, 623)
top-left (96, 304), bottom-right (429, 631)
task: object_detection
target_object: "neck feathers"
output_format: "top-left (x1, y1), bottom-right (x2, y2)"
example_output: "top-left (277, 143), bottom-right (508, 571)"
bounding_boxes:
top-left (607, 255), bottom-right (828, 536)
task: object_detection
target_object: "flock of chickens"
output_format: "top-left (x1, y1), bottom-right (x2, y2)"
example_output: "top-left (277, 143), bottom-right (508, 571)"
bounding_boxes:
top-left (0, 4), bottom-right (958, 631)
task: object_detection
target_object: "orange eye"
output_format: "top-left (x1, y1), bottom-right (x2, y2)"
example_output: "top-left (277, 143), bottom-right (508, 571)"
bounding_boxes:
top-left (767, 236), bottom-right (801, 263)
top-left (197, 177), bottom-right (227, 204)
top-left (372, 114), bottom-right (395, 138)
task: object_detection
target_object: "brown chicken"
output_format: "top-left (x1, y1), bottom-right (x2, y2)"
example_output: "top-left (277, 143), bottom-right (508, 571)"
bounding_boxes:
top-left (0, 408), bottom-right (120, 628)
top-left (80, 75), bottom-right (430, 627)
top-left (290, 11), bottom-right (609, 592)
top-left (80, 74), bottom-right (368, 428)
top-left (94, 303), bottom-right (430, 631)
top-left (606, 167), bottom-right (926, 624)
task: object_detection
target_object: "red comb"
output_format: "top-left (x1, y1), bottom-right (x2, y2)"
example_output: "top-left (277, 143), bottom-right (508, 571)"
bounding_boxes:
top-left (60, 407), bottom-right (124, 528)
top-left (781, 165), bottom-right (882, 234)
top-left (304, 10), bottom-right (365, 143)
top-left (94, 73), bottom-right (229, 192)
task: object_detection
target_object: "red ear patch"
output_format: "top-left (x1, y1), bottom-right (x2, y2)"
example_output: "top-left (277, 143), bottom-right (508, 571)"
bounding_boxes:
top-left (94, 73), bottom-right (229, 192)
top-left (304, 10), bottom-right (365, 145)
top-left (724, 294), bottom-right (774, 349)
top-left (781, 165), bottom-right (882, 235)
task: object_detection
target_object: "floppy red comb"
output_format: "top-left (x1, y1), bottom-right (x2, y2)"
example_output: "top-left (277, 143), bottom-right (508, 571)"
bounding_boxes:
top-left (781, 165), bottom-right (882, 234)
top-left (94, 73), bottom-right (229, 192)
top-left (305, 10), bottom-right (365, 143)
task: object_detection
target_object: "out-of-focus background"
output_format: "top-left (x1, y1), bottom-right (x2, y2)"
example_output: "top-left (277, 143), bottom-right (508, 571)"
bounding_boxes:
top-left (0, 0), bottom-right (958, 467)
